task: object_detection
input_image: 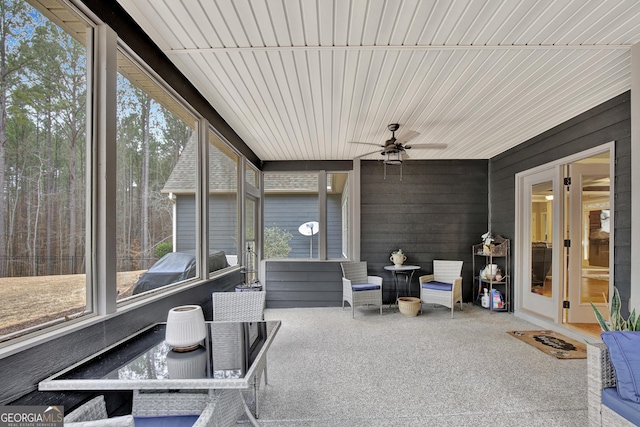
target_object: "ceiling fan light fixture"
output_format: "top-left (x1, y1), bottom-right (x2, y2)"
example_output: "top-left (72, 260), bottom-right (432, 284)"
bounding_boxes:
top-left (383, 150), bottom-right (403, 165)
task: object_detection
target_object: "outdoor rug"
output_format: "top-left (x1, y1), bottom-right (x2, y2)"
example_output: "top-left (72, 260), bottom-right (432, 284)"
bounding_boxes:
top-left (507, 330), bottom-right (587, 359)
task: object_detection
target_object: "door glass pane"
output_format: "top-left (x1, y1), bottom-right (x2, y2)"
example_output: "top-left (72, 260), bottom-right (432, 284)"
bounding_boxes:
top-left (579, 170), bottom-right (610, 305)
top-left (327, 173), bottom-right (349, 259)
top-left (244, 197), bottom-right (257, 284)
top-left (530, 181), bottom-right (553, 297)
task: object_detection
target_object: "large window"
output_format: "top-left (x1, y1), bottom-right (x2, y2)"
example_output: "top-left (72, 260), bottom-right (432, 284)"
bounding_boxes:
top-left (0, 0), bottom-right (250, 346)
top-left (263, 172), bottom-right (349, 259)
top-left (208, 131), bottom-right (239, 269)
top-left (115, 53), bottom-right (198, 299)
top-left (0, 0), bottom-right (89, 340)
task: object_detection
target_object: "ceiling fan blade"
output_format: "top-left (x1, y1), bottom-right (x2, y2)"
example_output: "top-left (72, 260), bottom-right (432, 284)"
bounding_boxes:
top-left (398, 130), bottom-right (420, 143)
top-left (405, 143), bottom-right (448, 150)
top-left (348, 141), bottom-right (384, 148)
top-left (354, 150), bottom-right (383, 159)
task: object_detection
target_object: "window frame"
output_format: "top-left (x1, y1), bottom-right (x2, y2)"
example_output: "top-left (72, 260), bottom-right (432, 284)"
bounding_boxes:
top-left (262, 169), bottom-right (353, 261)
top-left (0, 2), bottom-right (248, 352)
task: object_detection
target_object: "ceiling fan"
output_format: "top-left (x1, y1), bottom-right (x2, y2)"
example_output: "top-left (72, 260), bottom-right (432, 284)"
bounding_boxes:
top-left (349, 123), bottom-right (447, 162)
top-left (349, 123), bottom-right (447, 179)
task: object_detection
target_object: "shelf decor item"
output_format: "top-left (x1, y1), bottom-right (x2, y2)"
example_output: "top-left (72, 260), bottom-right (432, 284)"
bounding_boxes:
top-left (165, 305), bottom-right (207, 352)
top-left (481, 231), bottom-right (494, 254)
top-left (390, 249), bottom-right (406, 267)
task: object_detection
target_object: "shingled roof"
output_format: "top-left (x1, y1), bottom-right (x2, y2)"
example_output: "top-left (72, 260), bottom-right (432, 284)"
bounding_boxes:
top-left (163, 135), bottom-right (322, 194)
top-left (162, 133), bottom-right (238, 194)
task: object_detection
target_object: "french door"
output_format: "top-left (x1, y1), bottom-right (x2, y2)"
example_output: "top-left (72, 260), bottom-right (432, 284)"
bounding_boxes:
top-left (566, 162), bottom-right (611, 323)
top-left (520, 167), bottom-right (561, 321)
top-left (516, 145), bottom-right (613, 326)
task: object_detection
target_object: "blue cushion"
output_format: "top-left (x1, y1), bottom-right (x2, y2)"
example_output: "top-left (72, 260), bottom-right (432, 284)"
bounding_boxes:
top-left (134, 415), bottom-right (199, 427)
top-left (421, 281), bottom-right (452, 291)
top-left (602, 387), bottom-right (640, 424)
top-left (601, 331), bottom-right (640, 403)
top-left (352, 283), bottom-right (380, 291)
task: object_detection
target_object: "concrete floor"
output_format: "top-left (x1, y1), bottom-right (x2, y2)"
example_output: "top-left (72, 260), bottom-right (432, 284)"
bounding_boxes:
top-left (255, 303), bottom-right (590, 426)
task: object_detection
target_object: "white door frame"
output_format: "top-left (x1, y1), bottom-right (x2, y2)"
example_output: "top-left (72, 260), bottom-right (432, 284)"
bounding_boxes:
top-left (514, 142), bottom-right (614, 324)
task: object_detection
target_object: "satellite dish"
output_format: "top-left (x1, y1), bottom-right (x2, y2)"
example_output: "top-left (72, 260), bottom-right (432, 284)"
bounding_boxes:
top-left (298, 221), bottom-right (319, 236)
top-left (298, 221), bottom-right (319, 258)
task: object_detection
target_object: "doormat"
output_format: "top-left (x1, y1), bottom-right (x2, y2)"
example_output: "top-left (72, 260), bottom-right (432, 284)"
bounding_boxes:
top-left (507, 330), bottom-right (587, 359)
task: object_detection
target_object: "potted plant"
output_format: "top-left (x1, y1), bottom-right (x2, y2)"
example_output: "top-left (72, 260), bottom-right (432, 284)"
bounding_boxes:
top-left (390, 249), bottom-right (406, 267)
top-left (590, 287), bottom-right (639, 331)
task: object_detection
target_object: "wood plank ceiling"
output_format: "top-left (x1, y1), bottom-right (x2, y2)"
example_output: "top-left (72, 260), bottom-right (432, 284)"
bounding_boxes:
top-left (117, 0), bottom-right (640, 161)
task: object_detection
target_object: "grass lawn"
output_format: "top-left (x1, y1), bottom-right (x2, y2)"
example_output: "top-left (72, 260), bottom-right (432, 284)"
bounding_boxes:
top-left (0, 270), bottom-right (144, 337)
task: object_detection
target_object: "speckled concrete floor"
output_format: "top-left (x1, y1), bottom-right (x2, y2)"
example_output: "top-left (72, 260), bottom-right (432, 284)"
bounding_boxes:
top-left (256, 304), bottom-right (589, 426)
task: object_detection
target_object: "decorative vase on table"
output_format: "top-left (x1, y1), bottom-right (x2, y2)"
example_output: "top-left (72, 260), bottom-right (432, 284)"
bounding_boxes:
top-left (390, 249), bottom-right (406, 268)
top-left (165, 305), bottom-right (207, 352)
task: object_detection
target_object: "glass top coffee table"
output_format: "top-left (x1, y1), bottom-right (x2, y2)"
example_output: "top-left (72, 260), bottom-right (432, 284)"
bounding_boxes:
top-left (39, 320), bottom-right (280, 391)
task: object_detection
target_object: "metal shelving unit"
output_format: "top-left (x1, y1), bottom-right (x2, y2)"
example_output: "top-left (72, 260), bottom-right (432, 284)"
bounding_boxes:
top-left (472, 238), bottom-right (510, 312)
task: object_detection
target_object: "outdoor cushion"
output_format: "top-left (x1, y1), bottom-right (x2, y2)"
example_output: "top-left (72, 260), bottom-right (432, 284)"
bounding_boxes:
top-left (421, 281), bottom-right (452, 292)
top-left (352, 283), bottom-right (381, 291)
top-left (601, 331), bottom-right (640, 403)
top-left (602, 387), bottom-right (640, 424)
top-left (134, 415), bottom-right (199, 427)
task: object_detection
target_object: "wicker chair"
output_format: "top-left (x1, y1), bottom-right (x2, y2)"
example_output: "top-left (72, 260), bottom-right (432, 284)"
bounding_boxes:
top-left (419, 260), bottom-right (463, 318)
top-left (132, 389), bottom-right (243, 427)
top-left (340, 261), bottom-right (383, 318)
top-left (211, 290), bottom-right (267, 418)
top-left (64, 395), bottom-right (135, 427)
top-left (587, 342), bottom-right (638, 427)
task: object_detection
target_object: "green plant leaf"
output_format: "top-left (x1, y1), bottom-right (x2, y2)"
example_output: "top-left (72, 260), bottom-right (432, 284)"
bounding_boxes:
top-left (610, 287), bottom-right (622, 329)
top-left (590, 301), bottom-right (610, 332)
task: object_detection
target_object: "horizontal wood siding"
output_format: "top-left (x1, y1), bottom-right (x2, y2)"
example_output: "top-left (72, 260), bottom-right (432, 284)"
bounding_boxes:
top-left (3, 271), bottom-right (244, 406)
top-left (210, 194), bottom-right (238, 255)
top-left (361, 160), bottom-right (489, 303)
top-left (265, 261), bottom-right (343, 308)
top-left (176, 197), bottom-right (196, 252)
top-left (489, 92), bottom-right (631, 312)
top-left (175, 195), bottom-right (239, 257)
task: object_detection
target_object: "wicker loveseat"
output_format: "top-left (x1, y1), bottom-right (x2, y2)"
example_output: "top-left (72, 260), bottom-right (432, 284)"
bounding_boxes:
top-left (587, 335), bottom-right (640, 427)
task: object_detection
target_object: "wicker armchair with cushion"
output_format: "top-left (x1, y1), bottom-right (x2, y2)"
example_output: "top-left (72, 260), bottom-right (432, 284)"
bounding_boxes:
top-left (65, 392), bottom-right (244, 427)
top-left (211, 290), bottom-right (267, 419)
top-left (340, 261), bottom-right (383, 318)
top-left (419, 260), bottom-right (463, 318)
top-left (64, 395), bottom-right (134, 427)
top-left (587, 333), bottom-right (640, 426)
top-left (132, 390), bottom-right (243, 427)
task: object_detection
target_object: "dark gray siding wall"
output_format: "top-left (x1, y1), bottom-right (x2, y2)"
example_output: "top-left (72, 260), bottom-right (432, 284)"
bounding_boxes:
top-left (265, 261), bottom-right (343, 308)
top-left (176, 194), bottom-right (238, 257)
top-left (489, 92), bottom-right (631, 313)
top-left (3, 271), bottom-right (244, 405)
top-left (264, 160), bottom-right (488, 308)
top-left (264, 194), bottom-right (342, 258)
top-left (176, 196), bottom-right (196, 252)
top-left (209, 194), bottom-right (238, 256)
top-left (361, 160), bottom-right (489, 303)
